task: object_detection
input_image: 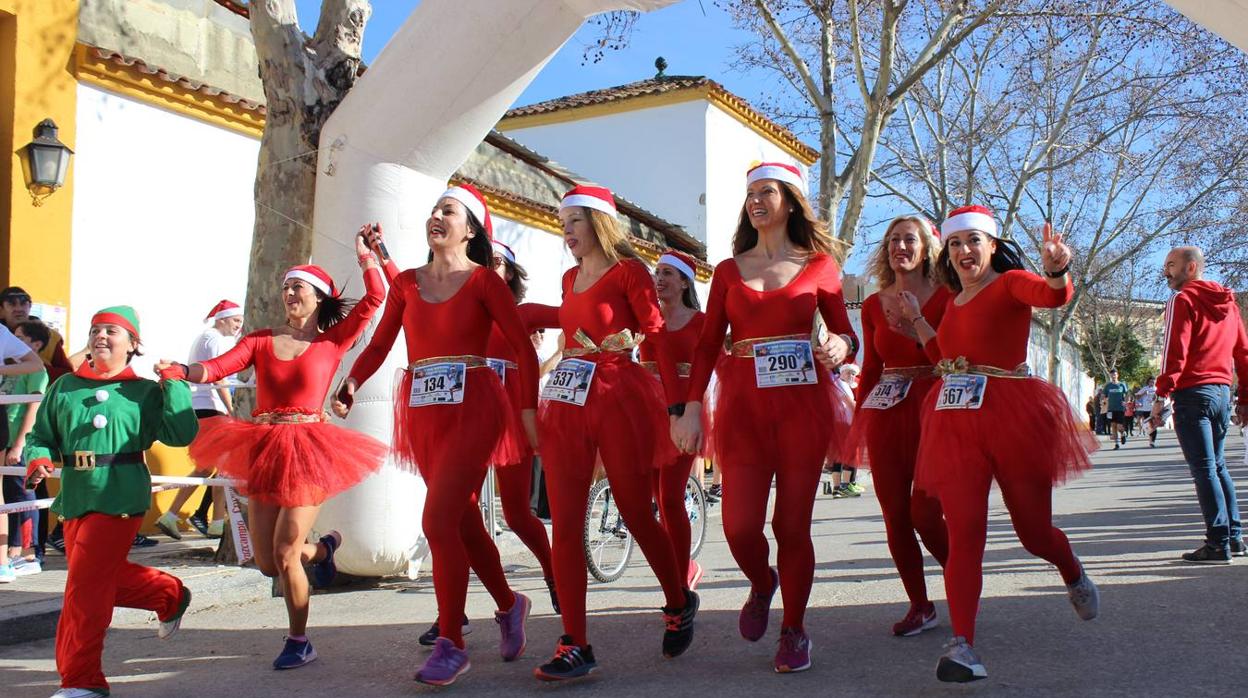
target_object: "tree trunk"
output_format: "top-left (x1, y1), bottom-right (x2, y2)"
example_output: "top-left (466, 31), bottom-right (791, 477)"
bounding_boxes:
top-left (219, 0), bottom-right (370, 563)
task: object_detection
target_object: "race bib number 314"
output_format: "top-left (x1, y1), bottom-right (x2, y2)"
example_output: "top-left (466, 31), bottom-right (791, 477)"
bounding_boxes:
top-left (409, 363), bottom-right (466, 407)
top-left (862, 374), bottom-right (912, 410)
top-left (935, 374), bottom-right (987, 411)
top-left (541, 358), bottom-right (596, 406)
top-left (753, 340), bottom-right (818, 388)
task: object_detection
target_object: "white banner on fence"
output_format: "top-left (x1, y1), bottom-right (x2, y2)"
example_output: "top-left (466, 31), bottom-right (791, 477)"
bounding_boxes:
top-left (224, 485), bottom-right (252, 566)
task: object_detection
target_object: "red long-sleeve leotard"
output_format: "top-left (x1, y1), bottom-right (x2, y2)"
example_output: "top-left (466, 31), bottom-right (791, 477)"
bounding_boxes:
top-left (924, 270), bottom-right (1070, 368)
top-left (855, 288), bottom-right (950, 401)
top-left (349, 266), bottom-right (538, 408)
top-left (687, 253), bottom-right (856, 400)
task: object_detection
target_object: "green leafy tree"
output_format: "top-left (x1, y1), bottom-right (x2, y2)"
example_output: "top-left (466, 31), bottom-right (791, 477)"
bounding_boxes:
top-left (1080, 321), bottom-right (1148, 386)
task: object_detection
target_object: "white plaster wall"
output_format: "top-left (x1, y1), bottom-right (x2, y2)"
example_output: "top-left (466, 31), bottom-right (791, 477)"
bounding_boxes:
top-left (503, 99), bottom-right (709, 241)
top-left (1028, 321), bottom-right (1096, 417)
top-left (70, 84), bottom-right (258, 375)
top-left (703, 106), bottom-right (810, 267)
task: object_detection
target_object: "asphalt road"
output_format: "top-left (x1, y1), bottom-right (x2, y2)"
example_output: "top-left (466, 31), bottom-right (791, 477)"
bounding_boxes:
top-left (3, 429), bottom-right (1245, 696)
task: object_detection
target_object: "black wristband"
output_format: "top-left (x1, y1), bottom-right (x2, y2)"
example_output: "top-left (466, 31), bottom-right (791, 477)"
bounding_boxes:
top-left (667, 403), bottom-right (687, 417)
top-left (1044, 265), bottom-right (1070, 279)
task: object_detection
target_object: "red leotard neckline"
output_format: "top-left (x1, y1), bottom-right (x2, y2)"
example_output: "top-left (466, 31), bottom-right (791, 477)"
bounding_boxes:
top-left (569, 260), bottom-right (625, 296)
top-left (413, 265), bottom-right (484, 305)
top-left (730, 256), bottom-right (814, 295)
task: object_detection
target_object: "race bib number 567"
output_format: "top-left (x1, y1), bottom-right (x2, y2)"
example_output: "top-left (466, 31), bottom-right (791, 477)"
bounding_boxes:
top-left (935, 374), bottom-right (987, 410)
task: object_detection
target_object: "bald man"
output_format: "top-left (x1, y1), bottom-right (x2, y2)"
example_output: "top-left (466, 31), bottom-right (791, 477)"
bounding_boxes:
top-left (1154, 246), bottom-right (1248, 563)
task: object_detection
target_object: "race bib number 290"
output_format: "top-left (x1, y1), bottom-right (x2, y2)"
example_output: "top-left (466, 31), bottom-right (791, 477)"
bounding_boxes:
top-left (541, 358), bottom-right (596, 406)
top-left (753, 340), bottom-right (818, 388)
top-left (409, 362), bottom-right (466, 407)
top-left (935, 374), bottom-right (987, 411)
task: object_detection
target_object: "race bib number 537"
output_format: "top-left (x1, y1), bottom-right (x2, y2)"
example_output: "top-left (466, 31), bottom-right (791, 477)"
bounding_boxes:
top-left (541, 358), bottom-right (596, 406)
top-left (935, 374), bottom-right (987, 410)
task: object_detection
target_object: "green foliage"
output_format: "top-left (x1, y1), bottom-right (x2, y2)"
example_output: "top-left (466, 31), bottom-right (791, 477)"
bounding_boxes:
top-left (1080, 321), bottom-right (1150, 386)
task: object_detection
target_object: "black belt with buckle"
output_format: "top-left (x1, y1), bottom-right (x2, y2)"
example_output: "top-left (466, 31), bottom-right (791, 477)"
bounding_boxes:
top-left (72, 451), bottom-right (145, 471)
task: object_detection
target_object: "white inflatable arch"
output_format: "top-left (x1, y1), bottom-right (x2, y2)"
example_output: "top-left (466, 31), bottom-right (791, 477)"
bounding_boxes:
top-left (309, 0), bottom-right (676, 577)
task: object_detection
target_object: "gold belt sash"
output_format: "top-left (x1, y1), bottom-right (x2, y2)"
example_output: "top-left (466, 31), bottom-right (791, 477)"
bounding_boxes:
top-left (730, 333), bottom-right (811, 358)
top-left (253, 410), bottom-right (328, 424)
top-left (408, 355), bottom-right (489, 370)
top-left (640, 361), bottom-right (692, 377)
top-left (563, 329), bottom-right (643, 357)
top-left (882, 366), bottom-right (938, 380)
top-left (935, 356), bottom-right (1031, 379)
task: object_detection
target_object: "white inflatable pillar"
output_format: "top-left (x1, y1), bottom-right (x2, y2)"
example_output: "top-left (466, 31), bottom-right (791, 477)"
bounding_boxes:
top-left (309, 0), bottom-right (677, 577)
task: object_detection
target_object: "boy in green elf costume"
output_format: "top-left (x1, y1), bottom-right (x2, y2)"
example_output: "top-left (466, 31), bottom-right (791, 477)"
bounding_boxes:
top-left (25, 306), bottom-right (199, 698)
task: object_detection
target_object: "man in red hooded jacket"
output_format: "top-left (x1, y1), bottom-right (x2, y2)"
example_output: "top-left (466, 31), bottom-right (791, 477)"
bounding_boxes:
top-left (1153, 246), bottom-right (1248, 564)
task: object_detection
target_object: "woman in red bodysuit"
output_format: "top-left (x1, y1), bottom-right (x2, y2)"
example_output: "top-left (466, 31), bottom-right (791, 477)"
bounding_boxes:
top-left (533, 185), bottom-right (696, 682)
top-left (364, 233), bottom-right (559, 647)
top-left (335, 185), bottom-right (538, 687)
top-left (641, 249), bottom-right (707, 590)
top-left (161, 232), bottom-right (386, 670)
top-left (899, 205), bottom-right (1099, 683)
top-left (672, 162), bottom-right (856, 674)
top-left (837, 215), bottom-right (950, 637)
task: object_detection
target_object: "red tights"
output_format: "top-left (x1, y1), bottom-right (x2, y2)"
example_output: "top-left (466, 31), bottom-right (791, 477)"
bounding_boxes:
top-left (652, 454), bottom-right (695, 581)
top-left (543, 430), bottom-right (685, 646)
top-left (494, 459), bottom-right (553, 578)
top-left (720, 461), bottom-right (823, 631)
top-left (422, 453), bottom-right (517, 649)
top-left (938, 466), bottom-right (1082, 645)
top-left (869, 448), bottom-right (948, 608)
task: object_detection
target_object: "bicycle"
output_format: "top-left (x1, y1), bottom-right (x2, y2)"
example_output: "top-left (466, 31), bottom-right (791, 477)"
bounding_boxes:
top-left (582, 474), bottom-right (708, 583)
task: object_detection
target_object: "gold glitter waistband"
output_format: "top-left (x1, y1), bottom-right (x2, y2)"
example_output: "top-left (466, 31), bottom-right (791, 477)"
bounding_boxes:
top-left (639, 361), bottom-right (692, 377)
top-left (407, 355), bottom-right (489, 370)
top-left (935, 357), bottom-right (1031, 379)
top-left (881, 366), bottom-right (938, 380)
top-left (730, 333), bottom-right (811, 358)
top-left (252, 410), bottom-right (328, 425)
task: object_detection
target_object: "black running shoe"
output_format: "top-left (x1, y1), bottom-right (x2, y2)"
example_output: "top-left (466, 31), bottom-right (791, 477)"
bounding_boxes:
top-left (1181, 544), bottom-right (1231, 565)
top-left (545, 576), bottom-right (561, 615)
top-left (132, 534), bottom-right (158, 548)
top-left (661, 589), bottom-right (699, 658)
top-left (47, 529), bottom-right (65, 554)
top-left (1231, 539), bottom-right (1247, 557)
top-left (419, 616), bottom-right (471, 647)
top-left (187, 515), bottom-right (211, 537)
top-left (534, 635), bottom-right (597, 681)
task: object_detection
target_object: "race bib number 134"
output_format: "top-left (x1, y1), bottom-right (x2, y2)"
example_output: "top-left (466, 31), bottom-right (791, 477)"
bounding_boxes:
top-left (409, 362), bottom-right (466, 407)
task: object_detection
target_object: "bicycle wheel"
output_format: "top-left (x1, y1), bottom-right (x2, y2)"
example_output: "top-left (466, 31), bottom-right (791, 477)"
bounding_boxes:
top-left (584, 478), bottom-right (635, 582)
top-left (685, 475), bottom-right (708, 559)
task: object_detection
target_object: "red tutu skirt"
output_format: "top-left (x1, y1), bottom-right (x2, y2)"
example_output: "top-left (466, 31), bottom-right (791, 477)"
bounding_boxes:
top-left (538, 353), bottom-right (677, 475)
top-left (392, 367), bottom-right (523, 478)
top-left (840, 375), bottom-right (940, 470)
top-left (914, 375), bottom-right (1098, 495)
top-left (189, 413), bottom-right (386, 508)
top-left (710, 356), bottom-right (852, 473)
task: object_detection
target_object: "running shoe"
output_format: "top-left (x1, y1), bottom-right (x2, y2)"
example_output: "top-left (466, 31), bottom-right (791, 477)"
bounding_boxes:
top-left (1181, 544), bottom-right (1232, 565)
top-left (707, 484), bottom-right (723, 500)
top-left (11, 558), bottom-right (41, 577)
top-left (739, 567), bottom-right (779, 641)
top-left (831, 485), bottom-right (848, 499)
top-left (132, 534), bottom-right (158, 548)
top-left (892, 602), bottom-right (938, 636)
top-left (496, 592), bottom-right (531, 661)
top-left (155, 512), bottom-right (183, 540)
top-left (847, 482), bottom-right (866, 495)
top-left (0, 562), bottom-right (15, 584)
top-left (936, 636), bottom-right (987, 682)
top-left (47, 527), bottom-right (65, 554)
top-left (419, 616), bottom-right (471, 647)
top-left (206, 519), bottom-right (225, 539)
top-left (545, 576), bottom-right (561, 614)
top-left (687, 560), bottom-right (704, 591)
top-left (50, 689), bottom-right (108, 698)
top-left (1231, 538), bottom-right (1247, 557)
top-left (188, 514), bottom-right (211, 537)
top-left (311, 531), bottom-right (340, 588)
top-left (273, 636), bottom-right (317, 670)
top-left (1066, 570), bottom-right (1099, 620)
top-left (415, 637), bottom-right (471, 686)
top-left (534, 635), bottom-right (597, 681)
top-left (662, 589), bottom-right (699, 658)
top-left (158, 587), bottom-right (192, 639)
top-left (774, 627), bottom-right (812, 673)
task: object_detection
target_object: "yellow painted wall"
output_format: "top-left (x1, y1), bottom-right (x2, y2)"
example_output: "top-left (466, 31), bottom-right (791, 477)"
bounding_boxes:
top-left (0, 0), bottom-right (78, 318)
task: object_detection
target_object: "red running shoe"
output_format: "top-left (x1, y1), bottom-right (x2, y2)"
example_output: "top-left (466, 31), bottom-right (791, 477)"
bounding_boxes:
top-left (739, 567), bottom-right (779, 642)
top-left (892, 602), bottom-right (938, 637)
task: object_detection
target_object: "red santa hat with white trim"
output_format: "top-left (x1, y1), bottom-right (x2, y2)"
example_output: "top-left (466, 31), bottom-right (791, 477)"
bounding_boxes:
top-left (203, 299), bottom-right (243, 323)
top-left (657, 249), bottom-right (698, 282)
top-left (495, 241), bottom-right (517, 265)
top-left (560, 185), bottom-right (618, 217)
top-left (746, 162), bottom-right (805, 190)
top-left (284, 264), bottom-right (339, 298)
top-left (941, 205), bottom-right (998, 238)
top-left (440, 183), bottom-right (493, 237)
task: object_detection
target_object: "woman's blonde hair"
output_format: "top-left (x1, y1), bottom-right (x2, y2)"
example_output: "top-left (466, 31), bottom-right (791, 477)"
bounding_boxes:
top-left (732, 181), bottom-right (841, 260)
top-left (585, 208), bottom-right (640, 263)
top-left (867, 215), bottom-right (942, 287)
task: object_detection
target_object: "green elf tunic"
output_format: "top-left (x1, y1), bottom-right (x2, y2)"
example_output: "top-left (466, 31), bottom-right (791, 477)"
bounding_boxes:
top-left (24, 362), bottom-right (200, 519)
